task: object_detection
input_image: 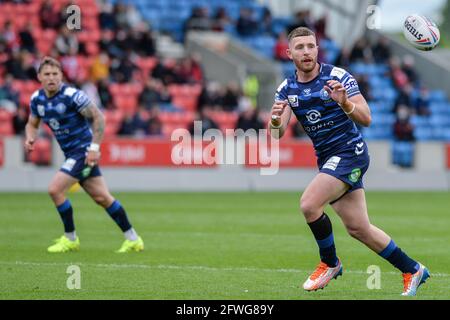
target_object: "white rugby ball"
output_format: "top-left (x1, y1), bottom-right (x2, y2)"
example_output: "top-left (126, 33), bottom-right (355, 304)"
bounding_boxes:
top-left (403, 14), bottom-right (440, 51)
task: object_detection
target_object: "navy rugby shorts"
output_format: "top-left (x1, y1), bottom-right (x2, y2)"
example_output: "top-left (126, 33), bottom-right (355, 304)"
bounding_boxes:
top-left (59, 151), bottom-right (102, 182)
top-left (318, 141), bottom-right (370, 194)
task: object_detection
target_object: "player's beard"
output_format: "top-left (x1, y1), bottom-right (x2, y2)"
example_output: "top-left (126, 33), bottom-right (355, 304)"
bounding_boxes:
top-left (296, 57), bottom-right (317, 73)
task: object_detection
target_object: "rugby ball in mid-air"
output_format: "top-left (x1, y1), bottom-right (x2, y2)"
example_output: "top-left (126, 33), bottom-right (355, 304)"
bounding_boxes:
top-left (403, 14), bottom-right (440, 51)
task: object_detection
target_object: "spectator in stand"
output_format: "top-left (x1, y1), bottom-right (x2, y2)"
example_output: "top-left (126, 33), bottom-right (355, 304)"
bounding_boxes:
top-left (287, 10), bottom-right (314, 34)
top-left (335, 47), bottom-right (351, 69)
top-left (110, 52), bottom-right (137, 83)
top-left (55, 26), bottom-right (79, 56)
top-left (260, 7), bottom-right (274, 35)
top-left (118, 106), bottom-right (150, 137)
top-left (80, 79), bottom-right (102, 109)
top-left (39, 0), bottom-right (61, 29)
top-left (184, 6), bottom-right (213, 32)
top-left (124, 4), bottom-right (144, 30)
top-left (402, 55), bottom-right (419, 86)
top-left (174, 55), bottom-right (204, 84)
top-left (1, 21), bottom-right (19, 53)
top-left (394, 105), bottom-right (415, 141)
top-left (414, 86), bottom-right (431, 116)
top-left (134, 25), bottom-right (156, 57)
top-left (18, 22), bottom-right (36, 54)
top-left (113, 2), bottom-right (129, 30)
top-left (349, 37), bottom-right (372, 62)
top-left (90, 51), bottom-right (110, 83)
top-left (389, 56), bottom-right (410, 90)
top-left (189, 108), bottom-right (219, 136)
top-left (197, 81), bottom-right (224, 111)
top-left (0, 74), bottom-right (20, 112)
top-left (355, 75), bottom-right (372, 101)
top-left (151, 58), bottom-right (178, 85)
top-left (274, 31), bottom-right (290, 62)
top-left (236, 8), bottom-right (259, 36)
top-left (372, 36), bottom-right (392, 63)
top-left (211, 6), bottom-right (233, 32)
top-left (98, 0), bottom-right (116, 30)
top-left (139, 79), bottom-right (172, 110)
top-left (5, 50), bottom-right (36, 80)
top-left (314, 16), bottom-right (328, 41)
top-left (13, 104), bottom-right (29, 135)
top-left (236, 106), bottom-right (264, 131)
top-left (394, 84), bottom-right (414, 114)
top-left (97, 78), bottom-right (113, 110)
top-left (146, 109), bottom-right (163, 136)
top-left (222, 82), bottom-right (240, 112)
top-left (60, 48), bottom-right (80, 83)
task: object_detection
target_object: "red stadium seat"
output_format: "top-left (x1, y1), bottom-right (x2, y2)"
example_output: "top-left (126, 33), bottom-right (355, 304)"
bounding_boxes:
top-left (114, 95), bottom-right (138, 114)
top-left (28, 138), bottom-right (52, 166)
top-left (0, 110), bottom-right (14, 136)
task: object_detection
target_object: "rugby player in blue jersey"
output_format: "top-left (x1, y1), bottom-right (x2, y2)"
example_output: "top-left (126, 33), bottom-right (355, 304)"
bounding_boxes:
top-left (25, 57), bottom-right (144, 253)
top-left (269, 27), bottom-right (428, 296)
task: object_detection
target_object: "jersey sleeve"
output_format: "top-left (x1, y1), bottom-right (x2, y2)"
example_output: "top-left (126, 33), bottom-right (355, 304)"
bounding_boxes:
top-left (274, 79), bottom-right (289, 102)
top-left (330, 66), bottom-right (361, 98)
top-left (72, 89), bottom-right (92, 112)
top-left (29, 91), bottom-right (39, 118)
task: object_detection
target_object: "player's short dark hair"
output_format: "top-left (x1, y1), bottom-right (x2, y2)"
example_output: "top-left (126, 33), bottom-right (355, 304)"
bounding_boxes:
top-left (287, 27), bottom-right (317, 43)
top-left (38, 56), bottom-right (62, 73)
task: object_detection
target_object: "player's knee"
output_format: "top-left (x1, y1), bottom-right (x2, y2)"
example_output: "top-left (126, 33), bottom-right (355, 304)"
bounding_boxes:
top-left (48, 185), bottom-right (62, 200)
top-left (300, 197), bottom-right (320, 219)
top-left (92, 195), bottom-right (108, 206)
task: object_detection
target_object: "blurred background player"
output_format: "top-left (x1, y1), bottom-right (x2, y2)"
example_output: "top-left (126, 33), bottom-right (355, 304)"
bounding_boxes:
top-left (269, 27), bottom-right (429, 296)
top-left (24, 56), bottom-right (144, 253)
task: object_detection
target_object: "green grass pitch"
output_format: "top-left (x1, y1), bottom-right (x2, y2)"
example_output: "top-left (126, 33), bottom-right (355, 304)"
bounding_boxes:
top-left (0, 191), bottom-right (449, 300)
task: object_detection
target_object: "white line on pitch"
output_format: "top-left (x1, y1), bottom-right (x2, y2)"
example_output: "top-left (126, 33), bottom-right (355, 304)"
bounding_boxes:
top-left (0, 261), bottom-right (449, 278)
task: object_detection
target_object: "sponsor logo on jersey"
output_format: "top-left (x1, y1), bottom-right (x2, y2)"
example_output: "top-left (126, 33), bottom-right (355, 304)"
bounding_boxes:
top-left (330, 67), bottom-right (346, 80)
top-left (349, 168), bottom-right (362, 183)
top-left (288, 95), bottom-right (299, 107)
top-left (37, 105), bottom-right (45, 117)
top-left (355, 142), bottom-right (364, 155)
top-left (49, 118), bottom-right (60, 130)
top-left (305, 109), bottom-right (321, 124)
top-left (62, 158), bottom-right (76, 171)
top-left (56, 103), bottom-right (66, 114)
top-left (322, 156), bottom-right (341, 171)
top-left (303, 88), bottom-right (312, 97)
top-left (319, 88), bottom-right (331, 101)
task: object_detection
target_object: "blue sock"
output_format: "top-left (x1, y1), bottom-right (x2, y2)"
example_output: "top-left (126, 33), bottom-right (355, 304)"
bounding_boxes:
top-left (307, 213), bottom-right (339, 267)
top-left (57, 199), bottom-right (75, 233)
top-left (379, 240), bottom-right (419, 274)
top-left (106, 200), bottom-right (132, 232)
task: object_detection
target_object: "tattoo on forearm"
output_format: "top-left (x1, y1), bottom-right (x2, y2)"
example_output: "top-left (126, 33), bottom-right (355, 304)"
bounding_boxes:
top-left (81, 103), bottom-right (105, 143)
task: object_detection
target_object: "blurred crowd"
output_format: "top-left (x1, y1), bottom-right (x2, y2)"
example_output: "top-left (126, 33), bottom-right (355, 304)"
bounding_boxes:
top-left (0, 0), bottom-right (437, 151)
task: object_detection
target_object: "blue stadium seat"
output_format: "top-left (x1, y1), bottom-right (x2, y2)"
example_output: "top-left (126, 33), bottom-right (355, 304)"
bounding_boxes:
top-left (410, 115), bottom-right (430, 127)
top-left (391, 141), bottom-right (414, 167)
top-left (429, 90), bottom-right (447, 102)
top-left (414, 127), bottom-right (434, 140)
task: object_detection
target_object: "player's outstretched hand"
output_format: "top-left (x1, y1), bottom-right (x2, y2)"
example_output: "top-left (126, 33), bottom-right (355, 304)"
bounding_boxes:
top-left (85, 150), bottom-right (101, 167)
top-left (24, 138), bottom-right (35, 153)
top-left (324, 80), bottom-right (348, 106)
top-left (271, 100), bottom-right (288, 125)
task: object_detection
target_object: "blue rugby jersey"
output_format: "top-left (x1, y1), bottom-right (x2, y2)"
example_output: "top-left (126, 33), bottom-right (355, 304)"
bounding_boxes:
top-left (30, 84), bottom-right (93, 157)
top-left (275, 63), bottom-right (364, 159)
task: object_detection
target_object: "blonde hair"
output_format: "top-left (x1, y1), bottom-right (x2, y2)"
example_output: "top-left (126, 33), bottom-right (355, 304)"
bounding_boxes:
top-left (287, 27), bottom-right (317, 42)
top-left (38, 56), bottom-right (62, 73)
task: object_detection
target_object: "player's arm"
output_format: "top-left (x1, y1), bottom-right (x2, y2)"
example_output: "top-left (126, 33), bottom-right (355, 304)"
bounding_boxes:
top-left (324, 80), bottom-right (372, 127)
top-left (24, 115), bottom-right (41, 153)
top-left (268, 100), bottom-right (292, 139)
top-left (79, 102), bottom-right (105, 166)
